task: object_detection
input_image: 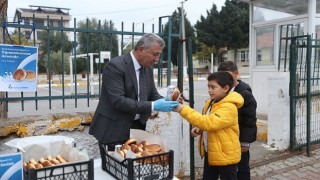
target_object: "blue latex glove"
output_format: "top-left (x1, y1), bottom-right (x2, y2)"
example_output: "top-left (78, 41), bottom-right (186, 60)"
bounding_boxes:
top-left (154, 98), bottom-right (179, 112)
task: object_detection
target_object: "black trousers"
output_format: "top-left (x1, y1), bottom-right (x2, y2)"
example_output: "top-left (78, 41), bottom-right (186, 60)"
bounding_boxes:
top-left (237, 150), bottom-right (251, 180)
top-left (203, 152), bottom-right (238, 180)
top-left (98, 119), bottom-right (145, 151)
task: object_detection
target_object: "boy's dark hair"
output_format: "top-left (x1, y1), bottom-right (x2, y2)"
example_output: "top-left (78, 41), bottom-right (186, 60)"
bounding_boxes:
top-left (217, 61), bottom-right (238, 72)
top-left (207, 71), bottom-right (234, 93)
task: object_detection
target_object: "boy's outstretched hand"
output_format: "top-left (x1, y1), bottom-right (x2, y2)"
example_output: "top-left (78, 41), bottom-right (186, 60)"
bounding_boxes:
top-left (191, 127), bottom-right (202, 137)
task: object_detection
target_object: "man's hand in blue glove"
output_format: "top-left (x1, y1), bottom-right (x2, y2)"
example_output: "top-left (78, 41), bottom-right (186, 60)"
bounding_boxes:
top-left (154, 98), bottom-right (179, 112)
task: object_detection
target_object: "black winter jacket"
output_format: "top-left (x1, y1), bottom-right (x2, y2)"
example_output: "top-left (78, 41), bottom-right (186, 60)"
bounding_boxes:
top-left (234, 80), bottom-right (257, 143)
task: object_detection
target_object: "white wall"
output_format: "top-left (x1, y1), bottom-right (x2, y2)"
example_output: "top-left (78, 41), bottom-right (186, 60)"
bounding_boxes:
top-left (267, 72), bottom-right (290, 149)
top-left (251, 71), bottom-right (273, 116)
top-left (146, 88), bottom-right (190, 176)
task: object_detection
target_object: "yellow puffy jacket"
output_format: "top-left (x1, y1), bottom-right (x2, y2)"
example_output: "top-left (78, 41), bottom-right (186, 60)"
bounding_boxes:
top-left (179, 91), bottom-right (244, 166)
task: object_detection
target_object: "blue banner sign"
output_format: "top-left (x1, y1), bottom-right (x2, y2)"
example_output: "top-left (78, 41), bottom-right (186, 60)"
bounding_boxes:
top-left (0, 152), bottom-right (23, 180)
top-left (0, 44), bottom-right (38, 92)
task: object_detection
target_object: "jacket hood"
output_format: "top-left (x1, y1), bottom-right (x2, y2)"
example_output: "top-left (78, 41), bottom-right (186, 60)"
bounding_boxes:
top-left (235, 80), bottom-right (252, 93)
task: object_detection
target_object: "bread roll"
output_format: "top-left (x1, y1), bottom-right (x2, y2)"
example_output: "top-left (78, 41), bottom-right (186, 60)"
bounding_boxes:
top-left (39, 157), bottom-right (45, 163)
top-left (160, 154), bottom-right (170, 166)
top-left (144, 144), bottom-right (161, 152)
top-left (130, 144), bottom-right (138, 152)
top-left (140, 140), bottom-right (149, 146)
top-left (141, 150), bottom-right (152, 157)
top-left (47, 155), bottom-right (53, 160)
top-left (149, 151), bottom-right (161, 163)
top-left (29, 159), bottom-right (37, 165)
top-left (56, 155), bottom-right (67, 163)
top-left (124, 138), bottom-right (137, 145)
top-left (121, 144), bottom-right (131, 151)
top-left (171, 87), bottom-right (180, 101)
top-left (41, 160), bottom-right (54, 167)
top-left (137, 143), bottom-right (144, 148)
top-left (26, 163), bottom-right (36, 169)
top-left (50, 159), bottom-right (61, 165)
top-left (141, 151), bottom-right (152, 164)
top-left (158, 148), bottom-right (165, 154)
top-left (35, 163), bottom-right (43, 169)
top-left (135, 146), bottom-right (143, 153)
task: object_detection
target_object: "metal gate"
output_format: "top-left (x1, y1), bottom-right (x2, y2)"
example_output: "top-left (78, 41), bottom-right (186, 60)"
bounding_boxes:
top-left (289, 35), bottom-right (320, 153)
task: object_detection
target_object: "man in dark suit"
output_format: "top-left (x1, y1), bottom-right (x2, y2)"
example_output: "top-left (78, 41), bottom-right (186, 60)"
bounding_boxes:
top-left (89, 33), bottom-right (178, 150)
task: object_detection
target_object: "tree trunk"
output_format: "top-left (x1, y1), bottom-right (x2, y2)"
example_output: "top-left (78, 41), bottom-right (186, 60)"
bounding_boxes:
top-left (234, 48), bottom-right (238, 65)
top-left (0, 92), bottom-right (8, 119)
top-left (0, 0), bottom-right (9, 118)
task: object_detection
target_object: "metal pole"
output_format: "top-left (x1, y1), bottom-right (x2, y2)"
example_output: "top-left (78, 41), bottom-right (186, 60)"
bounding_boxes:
top-left (90, 53), bottom-right (94, 95)
top-left (210, 53), bottom-right (214, 73)
top-left (188, 39), bottom-right (195, 180)
top-left (306, 35), bottom-right (311, 155)
top-left (181, 0), bottom-right (187, 78)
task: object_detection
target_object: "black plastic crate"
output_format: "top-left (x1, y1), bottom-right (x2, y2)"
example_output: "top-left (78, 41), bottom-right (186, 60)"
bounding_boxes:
top-left (24, 159), bottom-right (94, 180)
top-left (99, 143), bottom-right (174, 180)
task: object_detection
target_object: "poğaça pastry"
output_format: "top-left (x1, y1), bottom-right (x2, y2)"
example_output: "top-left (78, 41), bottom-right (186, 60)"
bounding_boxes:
top-left (23, 155), bottom-right (68, 170)
top-left (170, 87), bottom-right (180, 101)
top-left (115, 139), bottom-right (169, 165)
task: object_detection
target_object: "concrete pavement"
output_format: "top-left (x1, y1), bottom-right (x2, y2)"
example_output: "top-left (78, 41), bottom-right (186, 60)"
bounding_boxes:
top-left (243, 120), bottom-right (320, 180)
top-left (250, 144), bottom-right (320, 180)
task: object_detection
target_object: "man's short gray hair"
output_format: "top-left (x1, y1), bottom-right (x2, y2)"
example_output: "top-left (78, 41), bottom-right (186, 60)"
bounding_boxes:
top-left (134, 33), bottom-right (165, 51)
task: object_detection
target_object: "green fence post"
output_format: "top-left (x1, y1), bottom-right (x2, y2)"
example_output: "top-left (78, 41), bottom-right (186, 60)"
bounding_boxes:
top-left (289, 37), bottom-right (297, 150)
top-left (306, 35), bottom-right (311, 155)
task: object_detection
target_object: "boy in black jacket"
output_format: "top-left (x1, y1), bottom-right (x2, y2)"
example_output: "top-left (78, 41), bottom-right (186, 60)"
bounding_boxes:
top-left (218, 61), bottom-right (257, 180)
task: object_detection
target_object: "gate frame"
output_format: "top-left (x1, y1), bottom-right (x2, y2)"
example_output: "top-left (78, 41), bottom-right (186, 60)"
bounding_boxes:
top-left (289, 35), bottom-right (320, 154)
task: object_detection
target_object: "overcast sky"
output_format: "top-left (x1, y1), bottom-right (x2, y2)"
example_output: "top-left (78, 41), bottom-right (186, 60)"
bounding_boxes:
top-left (7, 0), bottom-right (225, 31)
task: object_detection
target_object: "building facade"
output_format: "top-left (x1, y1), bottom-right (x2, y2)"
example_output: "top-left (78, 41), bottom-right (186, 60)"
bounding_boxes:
top-left (13, 5), bottom-right (71, 46)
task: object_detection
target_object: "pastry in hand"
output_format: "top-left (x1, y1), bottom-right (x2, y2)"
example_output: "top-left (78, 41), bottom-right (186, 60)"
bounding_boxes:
top-left (170, 87), bottom-right (180, 101)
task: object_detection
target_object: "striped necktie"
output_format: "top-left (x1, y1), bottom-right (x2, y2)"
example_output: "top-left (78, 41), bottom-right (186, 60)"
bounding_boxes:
top-left (139, 67), bottom-right (147, 101)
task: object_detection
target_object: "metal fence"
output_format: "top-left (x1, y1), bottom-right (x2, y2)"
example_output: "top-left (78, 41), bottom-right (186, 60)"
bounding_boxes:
top-left (289, 35), bottom-right (320, 153)
top-left (0, 14), bottom-right (176, 113)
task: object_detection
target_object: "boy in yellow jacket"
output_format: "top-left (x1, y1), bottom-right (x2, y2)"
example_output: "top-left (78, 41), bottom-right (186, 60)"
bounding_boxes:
top-left (174, 71), bottom-right (244, 180)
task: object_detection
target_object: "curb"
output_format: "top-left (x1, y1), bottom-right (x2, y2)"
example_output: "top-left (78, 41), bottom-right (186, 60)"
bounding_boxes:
top-left (37, 82), bottom-right (99, 88)
top-left (257, 119), bottom-right (268, 141)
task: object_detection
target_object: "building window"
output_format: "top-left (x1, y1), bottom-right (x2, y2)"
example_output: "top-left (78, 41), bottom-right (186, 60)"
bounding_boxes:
top-left (34, 19), bottom-right (44, 26)
top-left (198, 59), bottom-right (209, 65)
top-left (255, 27), bottom-right (275, 66)
top-left (36, 31), bottom-right (44, 40)
top-left (24, 18), bottom-right (30, 25)
top-left (58, 21), bottom-right (63, 27)
top-left (278, 23), bottom-right (304, 71)
top-left (237, 50), bottom-right (249, 62)
top-left (257, 50), bottom-right (262, 61)
top-left (49, 20), bottom-right (54, 27)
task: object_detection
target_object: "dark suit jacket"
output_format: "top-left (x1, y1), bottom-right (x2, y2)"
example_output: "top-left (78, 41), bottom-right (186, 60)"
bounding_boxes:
top-left (89, 53), bottom-right (162, 144)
